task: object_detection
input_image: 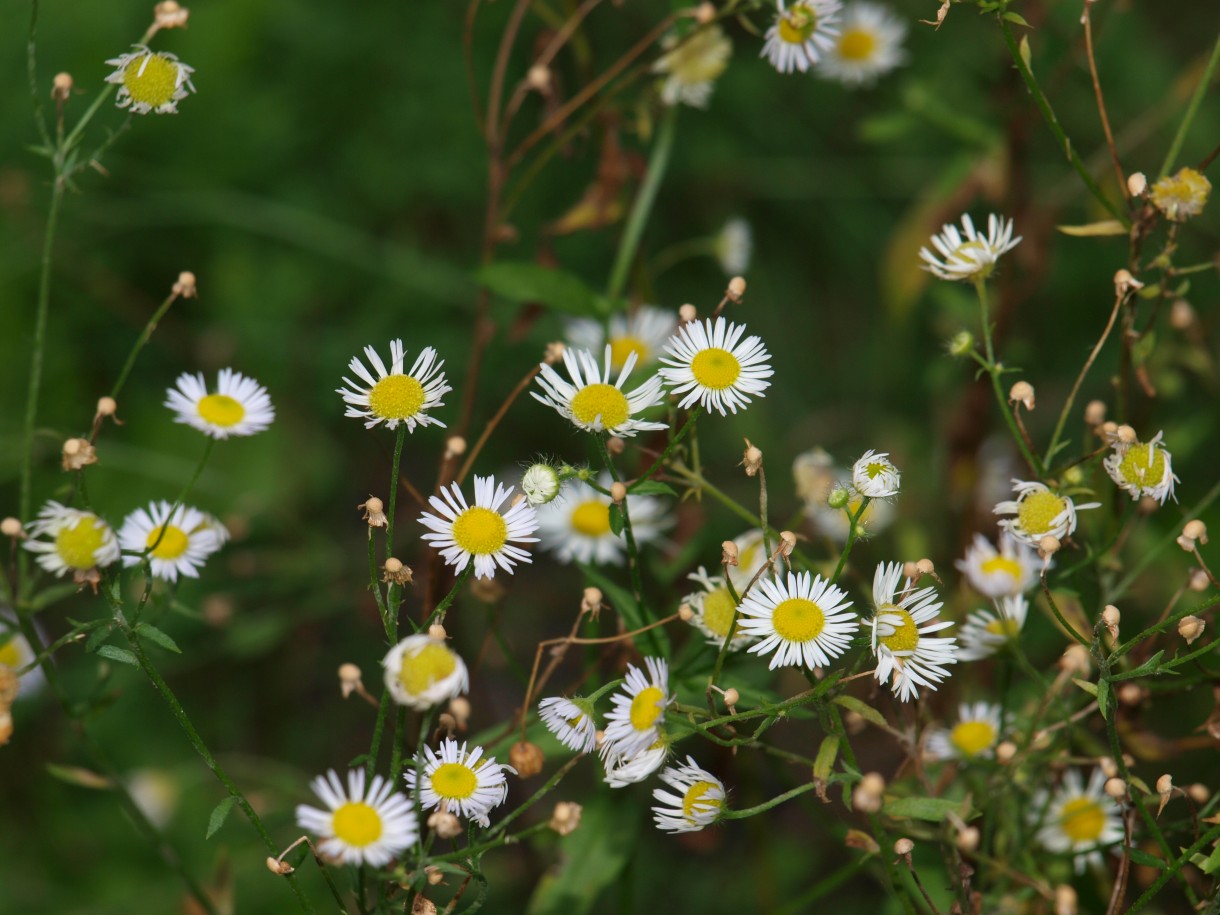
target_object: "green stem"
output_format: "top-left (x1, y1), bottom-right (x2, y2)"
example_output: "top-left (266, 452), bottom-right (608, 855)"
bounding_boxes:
top-left (1126, 823), bottom-right (1220, 912)
top-left (385, 425), bottom-right (407, 563)
top-left (722, 782), bottom-right (817, 818)
top-left (606, 105), bottom-right (677, 301)
top-left (27, 0), bottom-right (51, 149)
top-left (425, 821), bottom-right (551, 865)
top-left (143, 439), bottom-right (216, 558)
top-left (1111, 592), bottom-right (1220, 661)
top-left (365, 691), bottom-right (392, 781)
top-left (1159, 30), bottom-right (1220, 178)
top-left (998, 19), bottom-right (1127, 224)
top-left (110, 288), bottom-right (182, 402)
top-left (829, 499), bottom-right (869, 585)
top-left (488, 755), bottom-right (582, 838)
top-left (629, 407), bottom-right (702, 492)
top-left (421, 565), bottom-right (474, 631)
top-left (1040, 573), bottom-right (1091, 646)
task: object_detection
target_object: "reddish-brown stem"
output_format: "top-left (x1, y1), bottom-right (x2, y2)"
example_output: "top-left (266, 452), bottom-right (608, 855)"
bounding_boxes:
top-left (455, 364), bottom-right (541, 486)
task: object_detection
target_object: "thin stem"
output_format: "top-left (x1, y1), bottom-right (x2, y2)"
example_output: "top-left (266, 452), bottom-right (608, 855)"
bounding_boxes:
top-left (109, 289), bottom-right (181, 409)
top-left (829, 499), bottom-right (869, 585)
top-left (421, 565), bottom-right (473, 630)
top-left (722, 782), bottom-right (817, 818)
top-left (143, 439), bottom-right (216, 558)
top-left (1125, 823), bottom-right (1220, 912)
top-left (454, 365), bottom-right (540, 485)
top-left (27, 0), bottom-right (51, 149)
top-left (1081, 0), bottom-right (1127, 196)
top-left (629, 407), bottom-right (702, 491)
top-left (1110, 478), bottom-right (1220, 602)
top-left (1159, 30), bottom-right (1220, 178)
top-left (365, 691), bottom-right (392, 781)
top-left (1041, 571), bottom-right (1091, 646)
top-left (385, 425), bottom-right (407, 563)
top-left (488, 755), bottom-right (582, 837)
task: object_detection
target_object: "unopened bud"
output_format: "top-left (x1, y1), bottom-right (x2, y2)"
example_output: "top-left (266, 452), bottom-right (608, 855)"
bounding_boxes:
top-left (549, 801), bottom-right (583, 836)
top-left (544, 342), bottom-right (565, 365)
top-left (1099, 420), bottom-right (1119, 441)
top-left (778, 531), bottom-right (797, 559)
top-left (721, 541), bottom-right (739, 567)
top-left (1101, 604), bottom-right (1120, 640)
top-left (606, 436), bottom-right (625, 456)
top-left (1100, 757), bottom-right (1119, 778)
top-left (827, 487), bottom-right (850, 510)
top-left (1127, 172), bottom-right (1147, 196)
top-left (741, 439), bottom-right (763, 477)
top-left (1114, 269), bottom-right (1144, 297)
top-left (412, 896), bottom-right (437, 915)
top-left (1009, 381), bottom-right (1035, 411)
top-left (915, 558), bottom-right (934, 576)
top-left (1156, 774), bottom-right (1173, 805)
top-left (678, 303), bottom-right (697, 323)
top-left (359, 497), bottom-right (387, 528)
top-left (948, 330), bottom-right (974, 357)
top-left (428, 811), bottom-right (463, 839)
top-left (1183, 520), bottom-right (1208, 545)
top-left (1, 517), bottom-right (23, 539)
top-left (154, 1), bottom-right (190, 30)
top-left (1060, 644), bottom-right (1092, 675)
top-left (1084, 400), bottom-right (1106, 425)
top-left (903, 561), bottom-right (920, 580)
top-left (1189, 568), bottom-right (1210, 591)
top-left (1170, 299), bottom-right (1196, 330)
top-left (425, 865), bottom-right (445, 885)
top-left (383, 557), bottom-right (414, 585)
top-left (677, 601), bottom-right (694, 622)
top-left (448, 696), bottom-right (471, 727)
top-left (96, 395), bottom-right (118, 418)
top-left (610, 482), bottom-right (626, 504)
top-left (510, 740), bottom-right (545, 778)
top-left (1178, 615), bottom-right (1205, 645)
top-left (1188, 783), bottom-right (1210, 804)
top-left (1038, 535), bottom-right (1061, 561)
top-left (995, 741), bottom-right (1017, 765)
top-left (1104, 777), bottom-right (1127, 800)
top-left (427, 624), bottom-right (448, 641)
top-left (581, 587), bottom-right (603, 614)
top-left (956, 826), bottom-right (980, 853)
top-left (1118, 683), bottom-right (1145, 706)
top-left (722, 687), bottom-right (740, 708)
top-left (51, 72), bottom-right (74, 101)
top-left (338, 663), bottom-right (362, 698)
top-left (727, 276), bottom-right (746, 301)
top-left (526, 64), bottom-right (551, 93)
top-left (172, 270), bottom-right (197, 298)
top-left (444, 436), bottom-right (467, 460)
top-left (1116, 424), bottom-right (1137, 445)
top-left (1054, 884), bottom-right (1078, 915)
top-left (266, 855), bottom-right (294, 875)
top-left (893, 838), bottom-right (914, 857)
top-left (61, 438), bottom-right (98, 471)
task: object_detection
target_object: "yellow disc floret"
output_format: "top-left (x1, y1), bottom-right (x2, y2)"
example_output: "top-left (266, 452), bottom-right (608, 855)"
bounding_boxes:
top-left (980, 556), bottom-right (1021, 580)
top-left (145, 524), bottom-right (189, 560)
top-left (570, 383), bottom-right (630, 428)
top-left (700, 588), bottom-right (738, 638)
top-left (877, 607), bottom-right (919, 652)
top-left (398, 643), bottom-right (458, 697)
top-left (771, 598), bottom-right (826, 642)
top-left (838, 29), bottom-right (877, 61)
top-left (55, 516), bottom-right (108, 570)
top-left (122, 53), bottom-right (181, 109)
top-left (1017, 491), bottom-right (1067, 536)
top-left (984, 616), bottom-right (1021, 638)
top-left (0, 639), bottom-right (22, 668)
top-left (950, 721), bottom-right (996, 758)
top-left (197, 394), bottom-right (246, 428)
top-left (778, 4), bottom-right (817, 44)
top-left (629, 685), bottom-right (665, 731)
top-left (571, 501), bottom-right (611, 537)
top-left (431, 763), bottom-right (478, 800)
top-left (1116, 443), bottom-right (1166, 489)
top-left (451, 507), bottom-right (508, 555)
top-left (682, 781), bottom-right (723, 821)
top-left (609, 336), bottom-right (648, 370)
top-left (331, 802), bottom-right (383, 847)
top-left (1059, 797), bottom-right (1105, 844)
top-left (368, 375), bottom-right (426, 421)
top-left (690, 348), bottom-right (741, 390)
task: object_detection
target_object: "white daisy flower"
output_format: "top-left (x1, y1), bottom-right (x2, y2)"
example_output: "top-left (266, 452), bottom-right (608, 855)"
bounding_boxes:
top-left (601, 657), bottom-right (670, 762)
top-left (714, 218), bottom-right (753, 276)
top-left (725, 528), bottom-right (773, 591)
top-left (659, 316), bottom-right (773, 416)
top-left (653, 25), bottom-right (732, 108)
top-left (958, 594), bottom-right (1029, 661)
top-left (652, 757), bottom-right (727, 833)
top-left (682, 566), bottom-right (755, 650)
top-left (538, 696), bottom-right (598, 754)
top-left (955, 533), bottom-right (1039, 599)
top-left (867, 562), bottom-right (958, 702)
top-left (919, 213), bottom-right (1022, 282)
top-left (532, 345), bottom-right (668, 438)
top-left (1033, 768), bottom-right (1125, 873)
top-left (382, 634), bottom-right (469, 711)
top-left (104, 45), bottom-right (195, 115)
top-left (0, 627), bottom-right (45, 699)
top-left (738, 571), bottom-right (857, 670)
top-left (818, 1), bottom-right (906, 86)
top-left (794, 450), bottom-right (894, 543)
top-left (566, 306), bottom-right (676, 372)
top-left (405, 738), bottom-right (514, 829)
top-left (994, 480), bottom-right (1100, 547)
top-left (337, 340), bottom-right (451, 432)
top-left (520, 463), bottom-right (562, 507)
top-left (851, 449), bottom-right (900, 498)
top-left (418, 475), bottom-right (539, 580)
top-left (165, 368), bottom-right (275, 439)
top-left (23, 501), bottom-right (120, 578)
top-left (925, 702), bottom-right (1003, 762)
top-left (296, 768), bottom-right (418, 867)
top-left (1103, 431), bottom-right (1178, 505)
top-left (536, 476), bottom-right (669, 566)
top-left (604, 738), bottom-right (669, 788)
top-left (761, 0), bottom-right (843, 74)
top-left (117, 501), bottom-right (224, 582)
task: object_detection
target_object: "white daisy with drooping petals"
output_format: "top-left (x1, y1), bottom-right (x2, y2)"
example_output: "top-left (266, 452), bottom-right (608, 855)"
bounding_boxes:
top-left (995, 480), bottom-right (1100, 547)
top-left (761, 0), bottom-right (843, 74)
top-left (419, 475), bottom-right (539, 580)
top-left (118, 501), bottom-right (225, 582)
top-left (533, 345), bottom-right (668, 438)
top-left (818, 1), bottom-right (906, 86)
top-left (925, 702), bottom-right (1003, 763)
top-left (338, 340), bottom-right (451, 432)
top-left (1033, 768), bottom-right (1125, 873)
top-left (567, 306), bottom-right (677, 372)
top-left (867, 562), bottom-right (958, 701)
top-left (296, 768), bottom-right (418, 867)
top-left (682, 566), bottom-right (755, 650)
top-left (405, 739), bottom-right (514, 829)
top-left (538, 696), bottom-right (598, 754)
top-left (652, 757), bottom-right (727, 833)
top-left (536, 476), bottom-right (669, 566)
top-left (382, 634), bottom-right (469, 710)
top-left (1103, 431), bottom-right (1178, 505)
top-left (659, 316), bottom-right (773, 416)
top-left (604, 738), bottom-right (669, 788)
top-left (738, 571), bottom-right (857, 670)
top-left (105, 45), bottom-right (195, 115)
top-left (23, 501), bottom-right (120, 578)
top-left (919, 213), bottom-right (1022, 282)
top-left (955, 533), bottom-right (1039, 599)
top-left (653, 25), bottom-right (733, 109)
top-left (601, 657), bottom-right (670, 762)
top-left (851, 449), bottom-right (900, 498)
top-left (165, 368), bottom-right (275, 439)
top-left (958, 594), bottom-right (1029, 661)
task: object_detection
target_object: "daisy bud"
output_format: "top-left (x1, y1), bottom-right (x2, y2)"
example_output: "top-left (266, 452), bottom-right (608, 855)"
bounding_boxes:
top-left (428, 624), bottom-right (448, 641)
top-left (678, 601), bottom-right (694, 621)
top-left (1184, 520), bottom-right (1208, 545)
top-left (610, 482), bottom-right (626, 504)
top-left (827, 487), bottom-right (850, 510)
top-left (947, 330), bottom-right (974, 357)
top-left (549, 801), bottom-right (583, 836)
top-left (1156, 774), bottom-right (1174, 816)
top-left (526, 64), bottom-right (551, 94)
top-left (1189, 569), bottom-right (1210, 592)
top-left (1118, 683), bottom-right (1145, 706)
top-left (338, 663), bottom-right (362, 699)
top-left (154, 1), bottom-right (190, 30)
top-left (1084, 400), bottom-right (1106, 426)
top-left (741, 439), bottom-right (764, 477)
top-left (1188, 783), bottom-right (1210, 804)
top-left (359, 497), bottom-right (387, 528)
top-left (1059, 644), bottom-right (1092, 675)
top-left (1009, 381), bottom-right (1036, 411)
top-left (721, 540), bottom-right (739, 566)
top-left (1101, 604), bottom-right (1120, 640)
top-left (580, 587), bottom-right (603, 614)
top-left (726, 276), bottom-right (746, 301)
top-left (1178, 615), bottom-right (1205, 645)
top-left (903, 561), bottom-right (920, 580)
top-left (893, 837), bottom-right (914, 858)
top-left (1098, 420), bottom-right (1119, 442)
top-left (510, 740), bottom-right (545, 779)
top-left (1038, 535), bottom-right (1061, 561)
top-left (995, 741), bottom-right (1017, 765)
top-left (1100, 757), bottom-right (1119, 778)
top-left (1114, 269), bottom-right (1144, 297)
top-left (1104, 777), bottom-right (1127, 800)
top-left (915, 558), bottom-right (934, 576)
top-left (678, 303), bottom-right (697, 323)
top-left (425, 865), bottom-right (445, 886)
top-left (448, 696), bottom-right (471, 728)
top-left (1170, 299), bottom-right (1196, 330)
top-left (1127, 172), bottom-right (1147, 197)
top-left (61, 438), bottom-right (98, 471)
top-left (427, 811), bottom-right (463, 839)
top-left (383, 557), bottom-right (414, 585)
top-left (594, 729), bottom-right (606, 749)
top-left (544, 342), bottom-right (565, 365)
top-left (693, 1), bottom-right (716, 24)
top-left (1054, 884), bottom-right (1078, 915)
top-left (266, 856), bottom-right (294, 875)
top-left (51, 71), bottom-right (73, 101)
top-left (1116, 424), bottom-right (1138, 445)
top-left (956, 826), bottom-right (980, 853)
top-left (172, 270), bottom-right (197, 298)
top-left (94, 395), bottom-right (120, 427)
top-left (778, 531), bottom-right (797, 559)
top-left (722, 687), bottom-right (740, 709)
top-left (522, 463), bottom-right (561, 507)
top-left (842, 710), bottom-right (866, 734)
top-left (1, 517), bottom-right (23, 539)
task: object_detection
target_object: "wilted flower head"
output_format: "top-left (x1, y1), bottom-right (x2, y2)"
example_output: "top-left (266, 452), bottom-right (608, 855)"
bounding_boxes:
top-left (1150, 167), bottom-right (1211, 222)
top-left (653, 25), bottom-right (732, 108)
top-left (105, 46), bottom-right (195, 114)
top-left (919, 213), bottom-right (1021, 282)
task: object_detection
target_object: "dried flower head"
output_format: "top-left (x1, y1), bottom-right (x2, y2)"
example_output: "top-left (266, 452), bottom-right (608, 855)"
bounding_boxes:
top-left (1150, 167), bottom-right (1211, 221)
top-left (549, 801), bottom-right (582, 836)
top-left (61, 438), bottom-right (98, 472)
top-left (105, 46), bottom-right (195, 114)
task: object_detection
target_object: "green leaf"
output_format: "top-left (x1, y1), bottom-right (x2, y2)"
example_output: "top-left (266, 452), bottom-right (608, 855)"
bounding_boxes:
top-left (607, 503), bottom-right (625, 537)
top-left (1003, 11), bottom-right (1032, 27)
top-left (85, 623), bottom-right (115, 654)
top-left (1097, 678), bottom-right (1111, 720)
top-left (813, 736), bottom-right (840, 783)
top-left (627, 480), bottom-right (677, 497)
top-left (206, 796), bottom-right (240, 839)
top-left (883, 795), bottom-right (974, 823)
top-left (833, 695), bottom-right (887, 729)
top-left (1056, 219), bottom-right (1127, 237)
top-left (1019, 35), bottom-right (1033, 74)
top-left (1112, 650), bottom-right (1171, 681)
top-left (1071, 677), bottom-right (1099, 697)
top-left (475, 262), bottom-right (603, 316)
top-left (96, 645), bottom-right (139, 667)
top-left (1127, 847), bottom-right (1166, 870)
top-left (135, 622), bottom-right (182, 654)
top-left (1191, 842), bottom-right (1220, 875)
top-left (46, 763), bottom-right (113, 790)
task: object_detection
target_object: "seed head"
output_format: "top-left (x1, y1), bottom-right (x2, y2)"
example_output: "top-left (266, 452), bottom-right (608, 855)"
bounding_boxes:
top-left (61, 438), bottom-right (98, 472)
top-left (1188, 783), bottom-right (1210, 804)
top-left (1009, 381), bottom-right (1035, 411)
top-left (549, 801), bottom-right (583, 836)
top-left (721, 540), bottom-right (739, 567)
top-left (510, 740), bottom-right (545, 778)
top-left (581, 587), bottom-right (603, 615)
top-left (154, 1), bottom-right (191, 30)
top-left (266, 856), bottom-right (294, 875)
top-left (51, 72), bottom-right (74, 101)
top-left (1084, 400), bottom-right (1106, 425)
top-left (678, 602), bottom-right (694, 621)
top-left (1104, 777), bottom-right (1127, 800)
top-left (610, 482), bottom-right (626, 504)
top-left (359, 497), bottom-right (387, 528)
top-left (172, 271), bottom-right (197, 298)
top-left (1114, 269), bottom-right (1144, 297)
top-left (544, 342), bottom-right (565, 365)
top-left (382, 557), bottom-right (414, 585)
top-left (1178, 615), bottom-right (1205, 645)
top-left (741, 438), bottom-right (763, 477)
top-left (1101, 604), bottom-right (1120, 640)
top-left (1, 517), bottom-right (23, 539)
top-left (337, 663), bottom-right (363, 699)
top-left (427, 811), bottom-right (463, 839)
top-left (893, 838), bottom-right (914, 857)
top-left (444, 436), bottom-right (467, 460)
top-left (726, 276), bottom-right (746, 301)
top-left (956, 826), bottom-right (980, 853)
top-left (428, 624), bottom-right (448, 641)
top-left (995, 741), bottom-right (1017, 765)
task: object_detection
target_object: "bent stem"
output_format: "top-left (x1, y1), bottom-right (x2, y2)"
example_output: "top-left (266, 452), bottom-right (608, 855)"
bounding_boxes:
top-left (631, 406), bottom-right (702, 490)
top-left (1159, 30), bottom-right (1220, 178)
top-left (108, 287), bottom-right (182, 408)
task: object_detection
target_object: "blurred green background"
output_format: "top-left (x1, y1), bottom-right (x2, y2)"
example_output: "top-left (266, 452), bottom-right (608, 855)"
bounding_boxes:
top-left (1, 0), bottom-right (1217, 911)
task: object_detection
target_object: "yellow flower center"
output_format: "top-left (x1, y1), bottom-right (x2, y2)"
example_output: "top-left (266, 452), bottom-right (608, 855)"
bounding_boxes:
top-left (609, 335), bottom-right (648, 370)
top-left (629, 685), bottom-right (665, 731)
top-left (864, 462), bottom-right (888, 480)
top-left (331, 801), bottom-right (383, 847)
top-left (690, 347), bottom-right (741, 390)
top-left (451, 507), bottom-right (508, 555)
top-left (145, 524), bottom-right (189, 560)
top-left (570, 383), bottom-right (631, 429)
top-left (984, 616), bottom-right (1021, 638)
top-left (368, 374), bottom-right (426, 421)
top-left (571, 500), bottom-right (611, 537)
top-left (398, 643), bottom-right (458, 697)
top-left (950, 721), bottom-right (996, 758)
top-left (700, 588), bottom-right (738, 638)
top-left (431, 762), bottom-right (478, 800)
top-left (122, 53), bottom-right (180, 108)
top-left (0, 639), bottom-right (22, 668)
top-left (980, 556), bottom-right (1021, 580)
top-left (1116, 443), bottom-right (1166, 489)
top-left (771, 597), bottom-right (826, 643)
top-left (197, 394), bottom-right (246, 428)
top-left (1017, 491), bottom-right (1068, 536)
top-left (877, 607), bottom-right (919, 653)
top-left (682, 781), bottom-right (723, 820)
top-left (1059, 797), bottom-right (1105, 844)
top-left (778, 5), bottom-right (817, 44)
top-left (55, 516), bottom-right (107, 570)
top-left (838, 28), bottom-right (877, 61)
